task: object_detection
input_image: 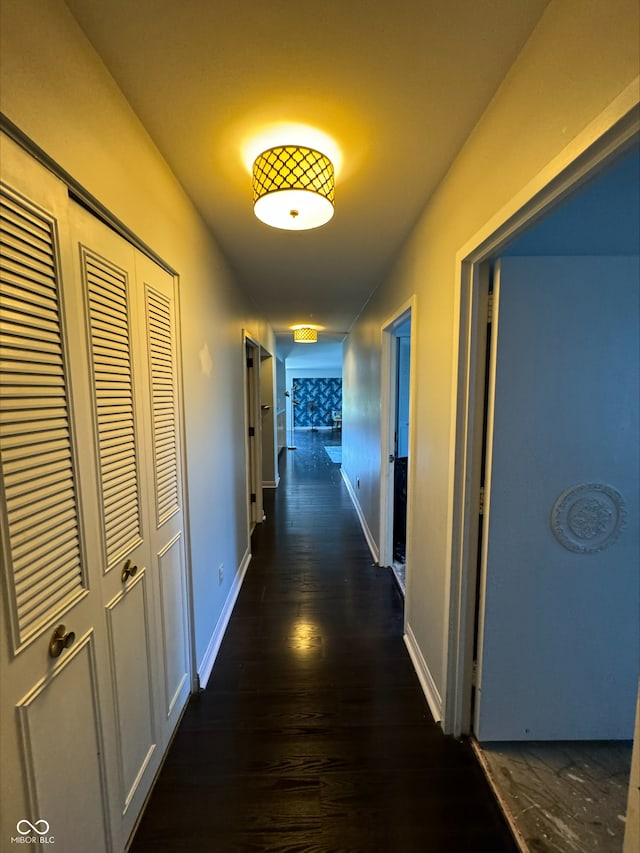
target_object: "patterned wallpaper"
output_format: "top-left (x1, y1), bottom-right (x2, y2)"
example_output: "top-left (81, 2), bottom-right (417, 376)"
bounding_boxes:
top-left (293, 378), bottom-right (342, 427)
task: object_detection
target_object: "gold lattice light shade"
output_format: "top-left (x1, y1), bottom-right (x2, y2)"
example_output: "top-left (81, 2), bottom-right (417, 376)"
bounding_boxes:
top-left (293, 327), bottom-right (318, 343)
top-left (252, 146), bottom-right (335, 230)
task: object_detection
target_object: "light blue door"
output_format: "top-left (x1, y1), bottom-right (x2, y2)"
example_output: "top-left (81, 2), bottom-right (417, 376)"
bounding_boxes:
top-left (475, 256), bottom-right (639, 741)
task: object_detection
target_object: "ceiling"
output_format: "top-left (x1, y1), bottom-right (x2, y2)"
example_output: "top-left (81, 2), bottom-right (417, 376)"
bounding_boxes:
top-left (63, 0), bottom-right (550, 347)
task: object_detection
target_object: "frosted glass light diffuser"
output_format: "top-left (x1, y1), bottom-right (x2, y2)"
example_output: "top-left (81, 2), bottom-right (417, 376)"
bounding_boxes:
top-left (253, 146), bottom-right (335, 230)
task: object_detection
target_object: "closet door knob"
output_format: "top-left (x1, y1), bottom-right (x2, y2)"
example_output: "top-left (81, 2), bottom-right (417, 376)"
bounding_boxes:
top-left (49, 625), bottom-right (75, 658)
top-left (121, 559), bottom-right (138, 583)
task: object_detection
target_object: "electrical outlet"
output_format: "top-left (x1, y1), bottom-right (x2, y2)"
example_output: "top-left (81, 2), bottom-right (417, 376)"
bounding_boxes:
top-left (218, 563), bottom-right (224, 585)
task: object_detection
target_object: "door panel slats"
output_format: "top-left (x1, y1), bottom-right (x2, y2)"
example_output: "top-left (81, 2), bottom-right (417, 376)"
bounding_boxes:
top-left (146, 286), bottom-right (179, 524)
top-left (0, 319), bottom-right (62, 346)
top-left (13, 516), bottom-right (79, 564)
top-left (9, 498), bottom-right (77, 544)
top-left (83, 250), bottom-right (142, 570)
top-left (2, 462), bottom-right (73, 504)
top-left (0, 189), bottom-right (86, 648)
top-left (15, 553), bottom-right (81, 599)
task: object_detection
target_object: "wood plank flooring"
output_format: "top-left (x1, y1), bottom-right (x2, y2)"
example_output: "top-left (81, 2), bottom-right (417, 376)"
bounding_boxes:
top-left (129, 429), bottom-right (517, 852)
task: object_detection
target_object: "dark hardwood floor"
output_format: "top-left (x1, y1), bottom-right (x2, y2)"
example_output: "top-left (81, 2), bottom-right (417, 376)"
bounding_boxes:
top-left (129, 429), bottom-right (517, 852)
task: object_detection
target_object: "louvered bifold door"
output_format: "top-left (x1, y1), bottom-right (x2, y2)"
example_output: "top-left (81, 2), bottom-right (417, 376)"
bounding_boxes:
top-left (136, 251), bottom-right (190, 746)
top-left (0, 188), bottom-right (87, 650)
top-left (1, 138), bottom-right (190, 851)
top-left (146, 285), bottom-right (180, 526)
top-left (0, 136), bottom-right (114, 853)
top-left (71, 204), bottom-right (163, 848)
top-left (82, 246), bottom-right (143, 569)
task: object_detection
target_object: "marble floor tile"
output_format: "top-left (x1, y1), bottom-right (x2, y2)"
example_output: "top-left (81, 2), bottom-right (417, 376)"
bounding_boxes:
top-left (474, 740), bottom-right (633, 852)
top-left (392, 561), bottom-right (406, 594)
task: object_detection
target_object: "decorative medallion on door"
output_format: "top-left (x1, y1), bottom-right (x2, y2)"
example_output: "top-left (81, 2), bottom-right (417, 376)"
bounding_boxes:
top-left (551, 483), bottom-right (626, 553)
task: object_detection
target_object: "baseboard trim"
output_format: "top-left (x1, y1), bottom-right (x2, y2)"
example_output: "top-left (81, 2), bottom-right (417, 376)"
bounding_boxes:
top-left (404, 622), bottom-right (443, 724)
top-left (197, 546), bottom-right (251, 688)
top-left (341, 468), bottom-right (380, 564)
top-left (263, 476), bottom-right (280, 489)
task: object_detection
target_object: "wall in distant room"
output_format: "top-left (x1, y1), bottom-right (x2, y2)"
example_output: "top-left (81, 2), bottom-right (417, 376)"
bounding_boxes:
top-left (275, 356), bottom-right (287, 455)
top-left (293, 378), bottom-right (342, 428)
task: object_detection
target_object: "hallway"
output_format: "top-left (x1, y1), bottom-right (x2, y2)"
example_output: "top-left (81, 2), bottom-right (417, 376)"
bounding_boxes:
top-left (129, 430), bottom-right (516, 852)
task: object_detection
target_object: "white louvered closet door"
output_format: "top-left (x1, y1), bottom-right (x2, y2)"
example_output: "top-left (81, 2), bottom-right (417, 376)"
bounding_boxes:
top-left (69, 204), bottom-right (164, 848)
top-left (0, 135), bottom-right (115, 852)
top-left (135, 252), bottom-right (190, 742)
top-left (1, 133), bottom-right (191, 852)
top-left (72, 209), bottom-right (190, 752)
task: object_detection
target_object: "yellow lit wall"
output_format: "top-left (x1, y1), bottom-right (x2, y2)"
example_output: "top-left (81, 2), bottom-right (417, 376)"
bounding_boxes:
top-left (0, 0), bottom-right (275, 676)
top-left (342, 0), bottom-right (639, 714)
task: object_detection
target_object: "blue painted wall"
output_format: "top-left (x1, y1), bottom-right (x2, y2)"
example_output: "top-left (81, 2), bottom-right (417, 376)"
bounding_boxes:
top-left (293, 378), bottom-right (342, 427)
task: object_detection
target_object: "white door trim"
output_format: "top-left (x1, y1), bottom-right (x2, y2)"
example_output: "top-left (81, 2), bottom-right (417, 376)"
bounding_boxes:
top-left (243, 332), bottom-right (263, 535)
top-left (170, 269), bottom-right (199, 695)
top-left (379, 296), bottom-right (417, 575)
top-left (259, 347), bottom-right (278, 490)
top-left (444, 82), bottom-right (640, 737)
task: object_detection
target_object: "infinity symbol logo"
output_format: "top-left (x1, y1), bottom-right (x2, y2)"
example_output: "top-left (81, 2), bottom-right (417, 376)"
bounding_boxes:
top-left (16, 819), bottom-right (50, 835)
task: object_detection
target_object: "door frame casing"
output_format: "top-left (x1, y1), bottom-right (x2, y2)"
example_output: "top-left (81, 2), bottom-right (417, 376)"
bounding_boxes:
top-left (444, 83), bottom-right (640, 737)
top-left (243, 332), bottom-right (263, 533)
top-left (379, 296), bottom-right (417, 578)
top-left (259, 347), bottom-right (278, 489)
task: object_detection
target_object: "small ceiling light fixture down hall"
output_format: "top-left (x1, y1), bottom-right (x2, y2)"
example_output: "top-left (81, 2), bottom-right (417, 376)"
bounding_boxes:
top-left (293, 326), bottom-right (318, 343)
top-left (252, 146), bottom-right (335, 230)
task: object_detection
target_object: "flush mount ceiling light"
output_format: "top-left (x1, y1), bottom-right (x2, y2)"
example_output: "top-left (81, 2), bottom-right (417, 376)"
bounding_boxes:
top-left (293, 326), bottom-right (318, 343)
top-left (252, 146), bottom-right (335, 230)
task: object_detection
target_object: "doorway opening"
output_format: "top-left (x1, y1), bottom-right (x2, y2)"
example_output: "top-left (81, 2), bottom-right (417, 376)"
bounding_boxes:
top-left (380, 301), bottom-right (415, 595)
top-left (449, 120), bottom-right (639, 851)
top-left (244, 335), bottom-right (263, 532)
top-left (260, 349), bottom-right (278, 490)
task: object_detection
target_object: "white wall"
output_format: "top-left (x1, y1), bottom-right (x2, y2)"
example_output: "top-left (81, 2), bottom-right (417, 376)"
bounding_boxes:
top-left (287, 366), bottom-right (343, 382)
top-left (342, 0), bottom-right (640, 716)
top-left (0, 0), bottom-right (274, 678)
top-left (279, 339), bottom-right (343, 372)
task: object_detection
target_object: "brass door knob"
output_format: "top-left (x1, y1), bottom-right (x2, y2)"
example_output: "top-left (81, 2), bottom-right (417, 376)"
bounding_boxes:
top-left (49, 625), bottom-right (75, 658)
top-left (121, 559), bottom-right (138, 583)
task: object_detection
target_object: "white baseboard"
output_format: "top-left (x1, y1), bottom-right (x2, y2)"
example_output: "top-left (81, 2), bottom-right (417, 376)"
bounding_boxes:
top-left (197, 546), bottom-right (251, 688)
top-left (341, 468), bottom-right (380, 564)
top-left (404, 622), bottom-right (443, 724)
top-left (263, 476), bottom-right (280, 488)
